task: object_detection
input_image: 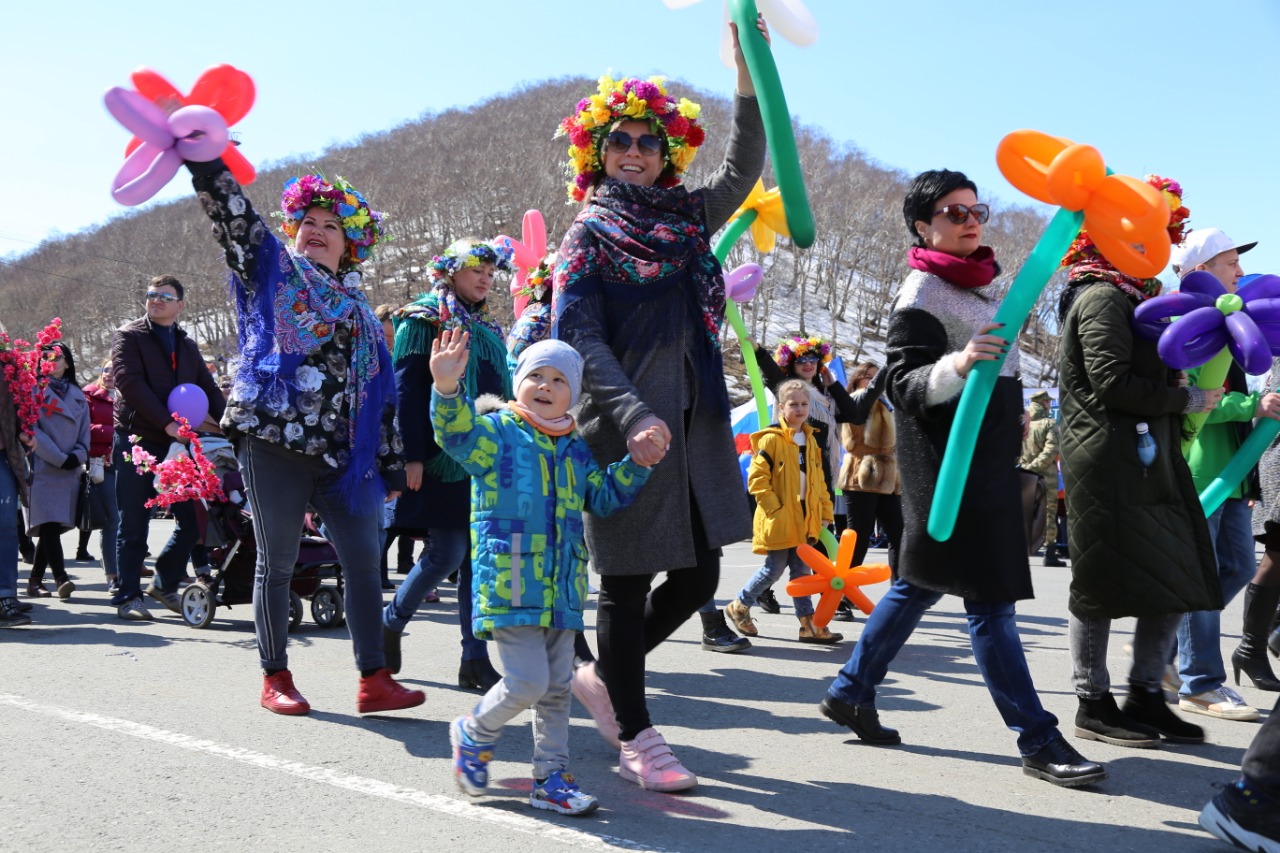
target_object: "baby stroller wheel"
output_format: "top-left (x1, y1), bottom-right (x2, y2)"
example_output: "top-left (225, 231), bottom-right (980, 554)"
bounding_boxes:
top-left (287, 591), bottom-right (304, 633)
top-left (180, 582), bottom-right (216, 629)
top-left (311, 586), bottom-right (345, 629)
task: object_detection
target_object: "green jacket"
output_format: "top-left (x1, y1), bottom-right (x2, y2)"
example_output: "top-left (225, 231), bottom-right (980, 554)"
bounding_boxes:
top-left (1020, 400), bottom-right (1059, 480)
top-left (1182, 364), bottom-right (1258, 500)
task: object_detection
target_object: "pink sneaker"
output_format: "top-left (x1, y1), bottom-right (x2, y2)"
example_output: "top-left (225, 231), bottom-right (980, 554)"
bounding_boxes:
top-left (571, 662), bottom-right (620, 748)
top-left (618, 727), bottom-right (697, 792)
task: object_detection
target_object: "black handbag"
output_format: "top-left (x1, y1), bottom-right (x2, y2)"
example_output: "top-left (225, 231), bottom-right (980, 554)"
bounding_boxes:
top-left (76, 473), bottom-right (107, 532)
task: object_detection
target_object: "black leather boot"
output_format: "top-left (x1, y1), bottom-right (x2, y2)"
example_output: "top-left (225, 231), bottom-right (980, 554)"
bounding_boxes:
top-left (757, 587), bottom-right (782, 615)
top-left (1232, 584), bottom-right (1280, 690)
top-left (819, 696), bottom-right (901, 745)
top-left (700, 609), bottom-right (751, 653)
top-left (1122, 682), bottom-right (1205, 744)
top-left (1022, 735), bottom-right (1106, 787)
top-left (1042, 542), bottom-right (1064, 568)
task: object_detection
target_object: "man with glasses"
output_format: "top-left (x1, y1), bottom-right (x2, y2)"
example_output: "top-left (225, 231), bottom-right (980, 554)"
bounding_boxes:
top-left (110, 275), bottom-right (225, 620)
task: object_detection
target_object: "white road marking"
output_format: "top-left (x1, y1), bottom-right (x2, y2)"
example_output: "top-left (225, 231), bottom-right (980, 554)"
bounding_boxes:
top-left (0, 693), bottom-right (676, 853)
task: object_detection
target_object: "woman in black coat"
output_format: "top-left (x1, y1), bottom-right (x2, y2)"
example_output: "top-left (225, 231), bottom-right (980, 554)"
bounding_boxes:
top-left (819, 169), bottom-right (1103, 787)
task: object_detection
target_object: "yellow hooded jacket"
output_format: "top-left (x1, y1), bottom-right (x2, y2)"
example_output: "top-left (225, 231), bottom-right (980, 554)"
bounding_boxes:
top-left (748, 422), bottom-right (833, 554)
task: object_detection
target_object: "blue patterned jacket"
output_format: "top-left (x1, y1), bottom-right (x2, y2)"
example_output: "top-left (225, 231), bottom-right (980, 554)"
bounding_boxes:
top-left (432, 391), bottom-right (651, 639)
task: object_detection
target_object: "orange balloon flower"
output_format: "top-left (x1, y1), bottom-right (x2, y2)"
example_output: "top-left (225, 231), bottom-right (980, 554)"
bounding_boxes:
top-left (787, 529), bottom-right (891, 628)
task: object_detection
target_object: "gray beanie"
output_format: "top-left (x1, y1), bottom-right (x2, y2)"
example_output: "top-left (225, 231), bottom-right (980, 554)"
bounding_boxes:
top-left (513, 339), bottom-right (584, 407)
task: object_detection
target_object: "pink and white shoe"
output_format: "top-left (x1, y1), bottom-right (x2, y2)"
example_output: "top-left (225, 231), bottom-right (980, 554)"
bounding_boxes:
top-left (618, 727), bottom-right (697, 792)
top-left (571, 661), bottom-right (620, 748)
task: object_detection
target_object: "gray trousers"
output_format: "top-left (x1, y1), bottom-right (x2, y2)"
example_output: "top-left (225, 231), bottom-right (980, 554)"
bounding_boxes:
top-left (1070, 612), bottom-right (1181, 698)
top-left (239, 436), bottom-right (385, 672)
top-left (466, 626), bottom-right (575, 779)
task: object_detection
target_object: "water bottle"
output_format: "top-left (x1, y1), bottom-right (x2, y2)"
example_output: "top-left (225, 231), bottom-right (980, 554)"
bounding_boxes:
top-left (1136, 422), bottom-right (1157, 475)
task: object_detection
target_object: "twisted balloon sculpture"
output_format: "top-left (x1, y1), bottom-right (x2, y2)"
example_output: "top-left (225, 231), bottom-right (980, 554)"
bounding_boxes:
top-left (927, 131), bottom-right (1173, 542)
top-left (786, 529), bottom-right (891, 628)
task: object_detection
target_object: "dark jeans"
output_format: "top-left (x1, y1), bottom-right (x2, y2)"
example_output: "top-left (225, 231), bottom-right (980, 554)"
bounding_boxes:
top-left (827, 575), bottom-right (1060, 755)
top-left (111, 431), bottom-right (198, 606)
top-left (383, 525), bottom-right (485, 661)
top-left (1244, 693), bottom-right (1280, 795)
top-left (845, 490), bottom-right (903, 572)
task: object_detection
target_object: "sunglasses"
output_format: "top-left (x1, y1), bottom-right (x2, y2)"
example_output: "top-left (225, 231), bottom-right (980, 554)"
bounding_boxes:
top-left (146, 291), bottom-right (181, 303)
top-left (932, 203), bottom-right (990, 225)
top-left (795, 355), bottom-right (820, 364)
top-left (604, 130), bottom-right (663, 157)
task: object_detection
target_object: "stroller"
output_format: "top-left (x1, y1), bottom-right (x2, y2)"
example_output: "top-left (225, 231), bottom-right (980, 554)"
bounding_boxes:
top-left (179, 464), bottom-right (347, 631)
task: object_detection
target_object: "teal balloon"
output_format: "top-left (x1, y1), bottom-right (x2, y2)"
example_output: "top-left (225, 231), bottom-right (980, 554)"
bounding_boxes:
top-left (1199, 393), bottom-right (1280, 516)
top-left (927, 207), bottom-right (1084, 542)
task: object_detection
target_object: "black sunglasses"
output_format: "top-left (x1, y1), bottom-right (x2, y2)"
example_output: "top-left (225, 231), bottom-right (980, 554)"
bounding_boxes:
top-left (604, 131), bottom-right (663, 157)
top-left (146, 291), bottom-right (181, 303)
top-left (932, 203), bottom-right (990, 225)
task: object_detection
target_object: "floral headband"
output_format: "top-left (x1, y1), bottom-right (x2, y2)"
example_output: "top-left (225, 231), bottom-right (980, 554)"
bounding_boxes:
top-left (775, 336), bottom-right (833, 369)
top-left (429, 239), bottom-right (515, 282)
top-left (1061, 174), bottom-right (1189, 270)
top-left (556, 75), bottom-right (706, 202)
top-left (513, 253), bottom-right (556, 301)
top-left (277, 174), bottom-right (388, 266)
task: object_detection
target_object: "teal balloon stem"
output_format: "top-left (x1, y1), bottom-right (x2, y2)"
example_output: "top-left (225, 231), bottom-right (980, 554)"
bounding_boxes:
top-left (1199, 386), bottom-right (1280, 516)
top-left (714, 211), bottom-right (770, 430)
top-left (926, 207), bottom-right (1084, 542)
top-left (727, 0), bottom-right (815, 248)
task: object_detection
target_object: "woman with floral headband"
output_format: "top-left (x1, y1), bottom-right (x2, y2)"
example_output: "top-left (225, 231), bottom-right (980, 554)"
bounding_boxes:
top-left (1058, 174), bottom-right (1222, 748)
top-left (553, 16), bottom-right (769, 792)
top-left (186, 161), bottom-right (423, 717)
top-left (506, 252), bottom-right (555, 375)
top-left (381, 238), bottom-right (514, 692)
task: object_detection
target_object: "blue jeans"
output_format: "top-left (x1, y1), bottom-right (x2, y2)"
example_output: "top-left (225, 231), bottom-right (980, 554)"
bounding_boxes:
top-left (1177, 498), bottom-right (1257, 696)
top-left (738, 548), bottom-right (815, 616)
top-left (239, 436), bottom-right (385, 671)
top-left (0, 458), bottom-right (20, 599)
top-left (827, 576), bottom-right (1060, 755)
top-left (112, 431), bottom-right (198, 606)
top-left (382, 525), bottom-right (486, 660)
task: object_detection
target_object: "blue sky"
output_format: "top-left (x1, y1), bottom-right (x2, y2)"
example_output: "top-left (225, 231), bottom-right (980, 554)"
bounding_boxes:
top-left (4, 0), bottom-right (1278, 283)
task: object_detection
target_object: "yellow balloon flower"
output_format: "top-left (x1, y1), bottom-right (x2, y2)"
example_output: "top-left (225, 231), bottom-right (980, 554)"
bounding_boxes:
top-left (728, 179), bottom-right (791, 254)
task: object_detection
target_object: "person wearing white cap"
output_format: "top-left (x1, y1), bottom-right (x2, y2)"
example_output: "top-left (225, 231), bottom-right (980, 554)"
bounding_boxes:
top-left (1174, 229), bottom-right (1280, 722)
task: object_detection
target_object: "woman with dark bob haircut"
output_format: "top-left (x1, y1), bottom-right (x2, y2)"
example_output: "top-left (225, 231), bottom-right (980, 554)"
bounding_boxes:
top-left (817, 169), bottom-right (1106, 788)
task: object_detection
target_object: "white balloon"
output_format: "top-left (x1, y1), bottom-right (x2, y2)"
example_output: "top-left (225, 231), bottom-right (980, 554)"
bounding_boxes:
top-left (759, 0), bottom-right (819, 46)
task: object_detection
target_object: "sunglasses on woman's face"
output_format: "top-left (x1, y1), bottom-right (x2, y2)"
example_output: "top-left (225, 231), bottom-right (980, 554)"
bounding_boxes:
top-left (604, 131), bottom-right (663, 157)
top-left (932, 203), bottom-right (990, 225)
top-left (795, 355), bottom-right (820, 364)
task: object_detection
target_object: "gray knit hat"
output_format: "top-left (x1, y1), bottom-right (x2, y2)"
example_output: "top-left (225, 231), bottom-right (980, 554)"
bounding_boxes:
top-left (513, 339), bottom-right (584, 407)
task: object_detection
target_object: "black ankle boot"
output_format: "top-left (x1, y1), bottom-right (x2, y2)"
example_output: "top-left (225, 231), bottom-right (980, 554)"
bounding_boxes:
top-left (458, 657), bottom-right (501, 691)
top-left (1122, 682), bottom-right (1205, 744)
top-left (1021, 735), bottom-right (1106, 787)
top-left (1232, 584), bottom-right (1280, 691)
top-left (700, 609), bottom-right (751, 653)
top-left (1043, 543), bottom-right (1064, 568)
top-left (819, 696), bottom-right (901, 745)
top-left (1074, 693), bottom-right (1160, 748)
top-left (757, 588), bottom-right (781, 615)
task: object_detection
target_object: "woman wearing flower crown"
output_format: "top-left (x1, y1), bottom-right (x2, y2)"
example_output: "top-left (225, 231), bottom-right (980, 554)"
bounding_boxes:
top-left (552, 16), bottom-right (769, 792)
top-left (381, 238), bottom-right (514, 692)
top-left (506, 253), bottom-right (555, 375)
top-left (186, 161), bottom-right (423, 717)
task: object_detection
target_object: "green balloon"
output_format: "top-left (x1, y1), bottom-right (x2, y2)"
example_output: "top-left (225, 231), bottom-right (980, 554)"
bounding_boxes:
top-left (728, 0), bottom-right (815, 248)
top-left (714, 211), bottom-right (770, 429)
top-left (819, 525), bottom-right (839, 560)
top-left (927, 207), bottom-right (1084, 542)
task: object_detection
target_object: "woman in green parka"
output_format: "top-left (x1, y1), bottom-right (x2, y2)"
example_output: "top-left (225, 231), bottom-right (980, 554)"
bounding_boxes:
top-left (1058, 175), bottom-right (1223, 749)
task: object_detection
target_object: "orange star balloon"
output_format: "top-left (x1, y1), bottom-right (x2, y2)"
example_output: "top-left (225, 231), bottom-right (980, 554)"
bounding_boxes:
top-left (787, 529), bottom-right (890, 627)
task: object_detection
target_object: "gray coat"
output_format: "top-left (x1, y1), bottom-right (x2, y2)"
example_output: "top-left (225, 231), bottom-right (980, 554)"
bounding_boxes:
top-left (1252, 358), bottom-right (1280, 543)
top-left (26, 383), bottom-right (89, 533)
top-left (558, 95), bottom-right (765, 575)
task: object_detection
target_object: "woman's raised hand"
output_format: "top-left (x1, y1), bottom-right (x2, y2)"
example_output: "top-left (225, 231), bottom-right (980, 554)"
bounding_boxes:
top-left (730, 13), bottom-right (770, 97)
top-left (952, 322), bottom-right (1007, 377)
top-left (430, 328), bottom-right (470, 395)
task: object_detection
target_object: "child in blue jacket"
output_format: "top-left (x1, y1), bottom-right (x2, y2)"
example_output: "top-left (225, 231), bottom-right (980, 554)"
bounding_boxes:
top-left (431, 330), bottom-right (662, 815)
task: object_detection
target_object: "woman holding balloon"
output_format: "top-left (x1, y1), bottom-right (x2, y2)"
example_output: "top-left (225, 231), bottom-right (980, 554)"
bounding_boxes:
top-left (552, 16), bottom-right (768, 791)
top-left (820, 169), bottom-right (1105, 787)
top-left (1057, 175), bottom-right (1222, 747)
top-left (184, 162), bottom-right (422, 718)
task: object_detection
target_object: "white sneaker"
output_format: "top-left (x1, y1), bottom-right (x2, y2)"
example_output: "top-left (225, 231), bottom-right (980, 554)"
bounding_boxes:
top-left (1179, 686), bottom-right (1259, 721)
top-left (117, 599), bottom-right (154, 621)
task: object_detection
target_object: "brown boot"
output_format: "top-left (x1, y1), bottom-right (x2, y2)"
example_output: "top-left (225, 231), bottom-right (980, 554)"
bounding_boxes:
top-left (798, 615), bottom-right (843, 644)
top-left (725, 599), bottom-right (757, 637)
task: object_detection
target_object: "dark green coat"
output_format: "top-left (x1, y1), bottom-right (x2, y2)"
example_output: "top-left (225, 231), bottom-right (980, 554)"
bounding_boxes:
top-left (1058, 282), bottom-right (1221, 619)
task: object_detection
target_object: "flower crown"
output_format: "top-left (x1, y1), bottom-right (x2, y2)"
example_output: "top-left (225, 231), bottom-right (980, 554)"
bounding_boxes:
top-left (514, 253), bottom-right (556, 301)
top-left (1061, 174), bottom-right (1190, 271)
top-left (277, 174), bottom-right (388, 266)
top-left (556, 75), bottom-right (706, 202)
top-left (775, 336), bottom-right (833, 369)
top-left (429, 239), bottom-right (515, 282)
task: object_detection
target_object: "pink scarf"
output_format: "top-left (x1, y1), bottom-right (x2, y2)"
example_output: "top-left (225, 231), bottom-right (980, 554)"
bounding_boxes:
top-left (510, 402), bottom-right (575, 437)
top-left (907, 245), bottom-right (1000, 289)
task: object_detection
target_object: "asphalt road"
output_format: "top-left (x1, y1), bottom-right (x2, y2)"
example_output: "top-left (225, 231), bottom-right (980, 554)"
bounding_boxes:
top-left (0, 520), bottom-right (1268, 852)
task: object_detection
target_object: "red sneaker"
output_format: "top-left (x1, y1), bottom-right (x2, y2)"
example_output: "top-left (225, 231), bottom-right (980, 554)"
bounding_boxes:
top-left (358, 668), bottom-right (426, 714)
top-left (261, 670), bottom-right (311, 716)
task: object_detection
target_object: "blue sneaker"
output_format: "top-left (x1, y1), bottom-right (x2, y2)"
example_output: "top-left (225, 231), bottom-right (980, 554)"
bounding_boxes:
top-left (449, 716), bottom-right (493, 796)
top-left (530, 769), bottom-right (599, 816)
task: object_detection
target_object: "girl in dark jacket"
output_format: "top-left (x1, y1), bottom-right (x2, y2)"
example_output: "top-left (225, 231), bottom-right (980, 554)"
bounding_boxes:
top-left (820, 169), bottom-right (1103, 787)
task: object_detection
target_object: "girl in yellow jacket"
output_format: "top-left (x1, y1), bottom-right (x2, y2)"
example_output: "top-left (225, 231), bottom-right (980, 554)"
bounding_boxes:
top-left (726, 381), bottom-right (841, 644)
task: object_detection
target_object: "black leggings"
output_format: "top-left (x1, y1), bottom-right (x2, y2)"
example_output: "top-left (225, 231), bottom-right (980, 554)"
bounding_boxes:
top-left (597, 539), bottom-right (720, 742)
top-left (30, 522), bottom-right (68, 586)
top-left (844, 490), bottom-right (903, 573)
